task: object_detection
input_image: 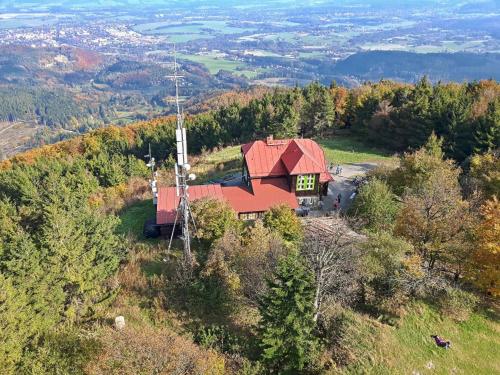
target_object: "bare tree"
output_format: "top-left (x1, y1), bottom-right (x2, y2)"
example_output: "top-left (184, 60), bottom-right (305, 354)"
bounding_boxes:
top-left (301, 217), bottom-right (364, 321)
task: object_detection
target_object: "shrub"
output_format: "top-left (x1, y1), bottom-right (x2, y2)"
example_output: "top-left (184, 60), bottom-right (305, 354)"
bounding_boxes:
top-left (191, 198), bottom-right (241, 248)
top-left (194, 324), bottom-right (242, 354)
top-left (19, 329), bottom-right (101, 375)
top-left (349, 178), bottom-right (400, 231)
top-left (263, 204), bottom-right (303, 246)
top-left (87, 326), bottom-right (226, 375)
top-left (236, 359), bottom-right (264, 375)
top-left (360, 231), bottom-right (416, 313)
top-left (437, 287), bottom-right (479, 322)
top-left (318, 304), bottom-right (380, 370)
top-left (195, 248), bottom-right (242, 315)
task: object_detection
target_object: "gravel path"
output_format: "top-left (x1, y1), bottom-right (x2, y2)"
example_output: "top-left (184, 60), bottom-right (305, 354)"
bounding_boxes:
top-left (325, 162), bottom-right (378, 211)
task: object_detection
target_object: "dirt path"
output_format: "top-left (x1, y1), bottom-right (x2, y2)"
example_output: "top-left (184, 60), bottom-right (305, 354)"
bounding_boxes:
top-left (0, 123), bottom-right (16, 135)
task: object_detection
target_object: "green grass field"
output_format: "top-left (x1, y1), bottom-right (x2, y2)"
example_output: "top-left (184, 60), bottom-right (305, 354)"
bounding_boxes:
top-left (194, 136), bottom-right (392, 166)
top-left (318, 137), bottom-right (393, 164)
top-left (338, 302), bottom-right (500, 374)
top-left (117, 199), bottom-right (156, 239)
top-left (192, 145), bottom-right (242, 182)
top-left (177, 53), bottom-right (248, 75)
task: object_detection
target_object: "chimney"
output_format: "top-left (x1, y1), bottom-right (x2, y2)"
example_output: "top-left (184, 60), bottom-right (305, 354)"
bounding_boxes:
top-left (266, 135), bottom-right (274, 145)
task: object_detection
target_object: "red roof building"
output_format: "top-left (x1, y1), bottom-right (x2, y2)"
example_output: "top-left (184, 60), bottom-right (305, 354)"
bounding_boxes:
top-left (157, 136), bottom-right (332, 224)
top-left (157, 184), bottom-right (225, 225)
top-left (242, 137), bottom-right (333, 184)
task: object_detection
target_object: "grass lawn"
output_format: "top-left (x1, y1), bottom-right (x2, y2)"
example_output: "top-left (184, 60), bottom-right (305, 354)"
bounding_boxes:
top-left (318, 136), bottom-right (393, 164)
top-left (117, 199), bottom-right (156, 239)
top-left (192, 145), bottom-right (242, 183)
top-left (198, 136), bottom-right (393, 167)
top-left (347, 302), bottom-right (500, 374)
top-left (198, 145), bottom-right (241, 165)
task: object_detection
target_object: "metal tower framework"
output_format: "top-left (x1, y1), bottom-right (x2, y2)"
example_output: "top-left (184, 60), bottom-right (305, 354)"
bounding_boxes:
top-left (167, 48), bottom-right (196, 264)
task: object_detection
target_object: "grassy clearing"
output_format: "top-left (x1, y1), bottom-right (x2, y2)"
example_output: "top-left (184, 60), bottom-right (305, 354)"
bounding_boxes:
top-left (318, 136), bottom-right (393, 164)
top-left (197, 136), bottom-right (392, 167)
top-left (117, 199), bottom-right (156, 239)
top-left (192, 145), bottom-right (242, 183)
top-left (342, 302), bottom-right (500, 375)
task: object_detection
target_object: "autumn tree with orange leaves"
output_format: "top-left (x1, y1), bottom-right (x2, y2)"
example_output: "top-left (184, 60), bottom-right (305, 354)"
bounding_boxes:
top-left (468, 198), bottom-right (500, 296)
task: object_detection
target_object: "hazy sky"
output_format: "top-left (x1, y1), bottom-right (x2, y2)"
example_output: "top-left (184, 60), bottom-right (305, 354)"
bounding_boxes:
top-left (0, 0), bottom-right (481, 8)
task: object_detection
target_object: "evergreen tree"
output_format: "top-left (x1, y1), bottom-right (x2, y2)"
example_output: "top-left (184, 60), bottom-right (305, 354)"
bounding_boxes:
top-left (0, 274), bottom-right (36, 374)
top-left (473, 99), bottom-right (500, 155)
top-left (258, 252), bottom-right (318, 374)
top-left (300, 82), bottom-right (335, 137)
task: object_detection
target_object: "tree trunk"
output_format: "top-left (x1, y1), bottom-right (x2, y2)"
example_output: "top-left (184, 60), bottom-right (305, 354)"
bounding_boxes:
top-left (313, 269), bottom-right (322, 322)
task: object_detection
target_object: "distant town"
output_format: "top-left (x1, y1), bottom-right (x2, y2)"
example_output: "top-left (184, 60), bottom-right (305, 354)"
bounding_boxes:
top-left (0, 0), bottom-right (498, 157)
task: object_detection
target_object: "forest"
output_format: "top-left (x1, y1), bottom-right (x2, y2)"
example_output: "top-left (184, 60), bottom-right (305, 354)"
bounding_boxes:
top-left (0, 78), bottom-right (498, 374)
top-left (331, 52), bottom-right (500, 83)
top-left (0, 87), bottom-right (85, 127)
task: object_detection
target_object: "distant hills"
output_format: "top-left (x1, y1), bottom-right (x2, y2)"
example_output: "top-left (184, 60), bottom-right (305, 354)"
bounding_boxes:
top-left (332, 51), bottom-right (500, 83)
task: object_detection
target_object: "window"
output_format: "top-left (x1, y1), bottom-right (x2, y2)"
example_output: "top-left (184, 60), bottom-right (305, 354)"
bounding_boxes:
top-left (239, 212), bottom-right (263, 220)
top-left (243, 164), bottom-right (249, 182)
top-left (296, 174), bottom-right (315, 191)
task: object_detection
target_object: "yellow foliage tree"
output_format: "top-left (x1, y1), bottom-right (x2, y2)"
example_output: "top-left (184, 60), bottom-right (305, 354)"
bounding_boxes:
top-left (469, 197), bottom-right (500, 296)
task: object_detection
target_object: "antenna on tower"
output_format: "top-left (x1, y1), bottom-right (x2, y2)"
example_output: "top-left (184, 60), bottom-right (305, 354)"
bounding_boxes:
top-left (166, 45), bottom-right (196, 266)
top-left (145, 143), bottom-right (158, 205)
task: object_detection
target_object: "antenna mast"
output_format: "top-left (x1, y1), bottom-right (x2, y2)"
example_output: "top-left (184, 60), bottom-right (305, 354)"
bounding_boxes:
top-left (146, 143), bottom-right (158, 205)
top-left (169, 46), bottom-right (196, 264)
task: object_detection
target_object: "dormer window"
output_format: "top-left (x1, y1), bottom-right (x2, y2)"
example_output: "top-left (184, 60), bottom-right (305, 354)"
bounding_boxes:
top-left (296, 174), bottom-right (315, 191)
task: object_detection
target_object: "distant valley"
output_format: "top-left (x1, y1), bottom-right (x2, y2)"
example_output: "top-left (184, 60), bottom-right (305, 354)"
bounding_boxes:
top-left (0, 0), bottom-right (498, 157)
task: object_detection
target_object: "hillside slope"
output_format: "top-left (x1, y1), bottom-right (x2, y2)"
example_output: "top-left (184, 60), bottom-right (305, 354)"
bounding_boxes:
top-left (333, 51), bottom-right (500, 82)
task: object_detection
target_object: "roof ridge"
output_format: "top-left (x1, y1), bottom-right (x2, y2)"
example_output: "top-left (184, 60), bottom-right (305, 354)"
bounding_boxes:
top-left (288, 139), bottom-right (323, 171)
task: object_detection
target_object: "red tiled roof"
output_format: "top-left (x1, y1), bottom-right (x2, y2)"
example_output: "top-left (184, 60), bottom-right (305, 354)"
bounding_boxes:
top-left (156, 178), bottom-right (299, 225)
top-left (157, 184), bottom-right (225, 225)
top-left (222, 177), bottom-right (298, 213)
top-left (242, 138), bottom-right (332, 182)
top-left (281, 140), bottom-right (324, 175)
top-left (242, 140), bottom-right (288, 178)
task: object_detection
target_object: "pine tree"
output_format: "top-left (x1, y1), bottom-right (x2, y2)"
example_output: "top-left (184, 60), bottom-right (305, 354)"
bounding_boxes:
top-left (473, 99), bottom-right (500, 155)
top-left (300, 82), bottom-right (335, 137)
top-left (0, 274), bottom-right (36, 374)
top-left (258, 252), bottom-right (318, 374)
top-left (395, 76), bottom-right (433, 149)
